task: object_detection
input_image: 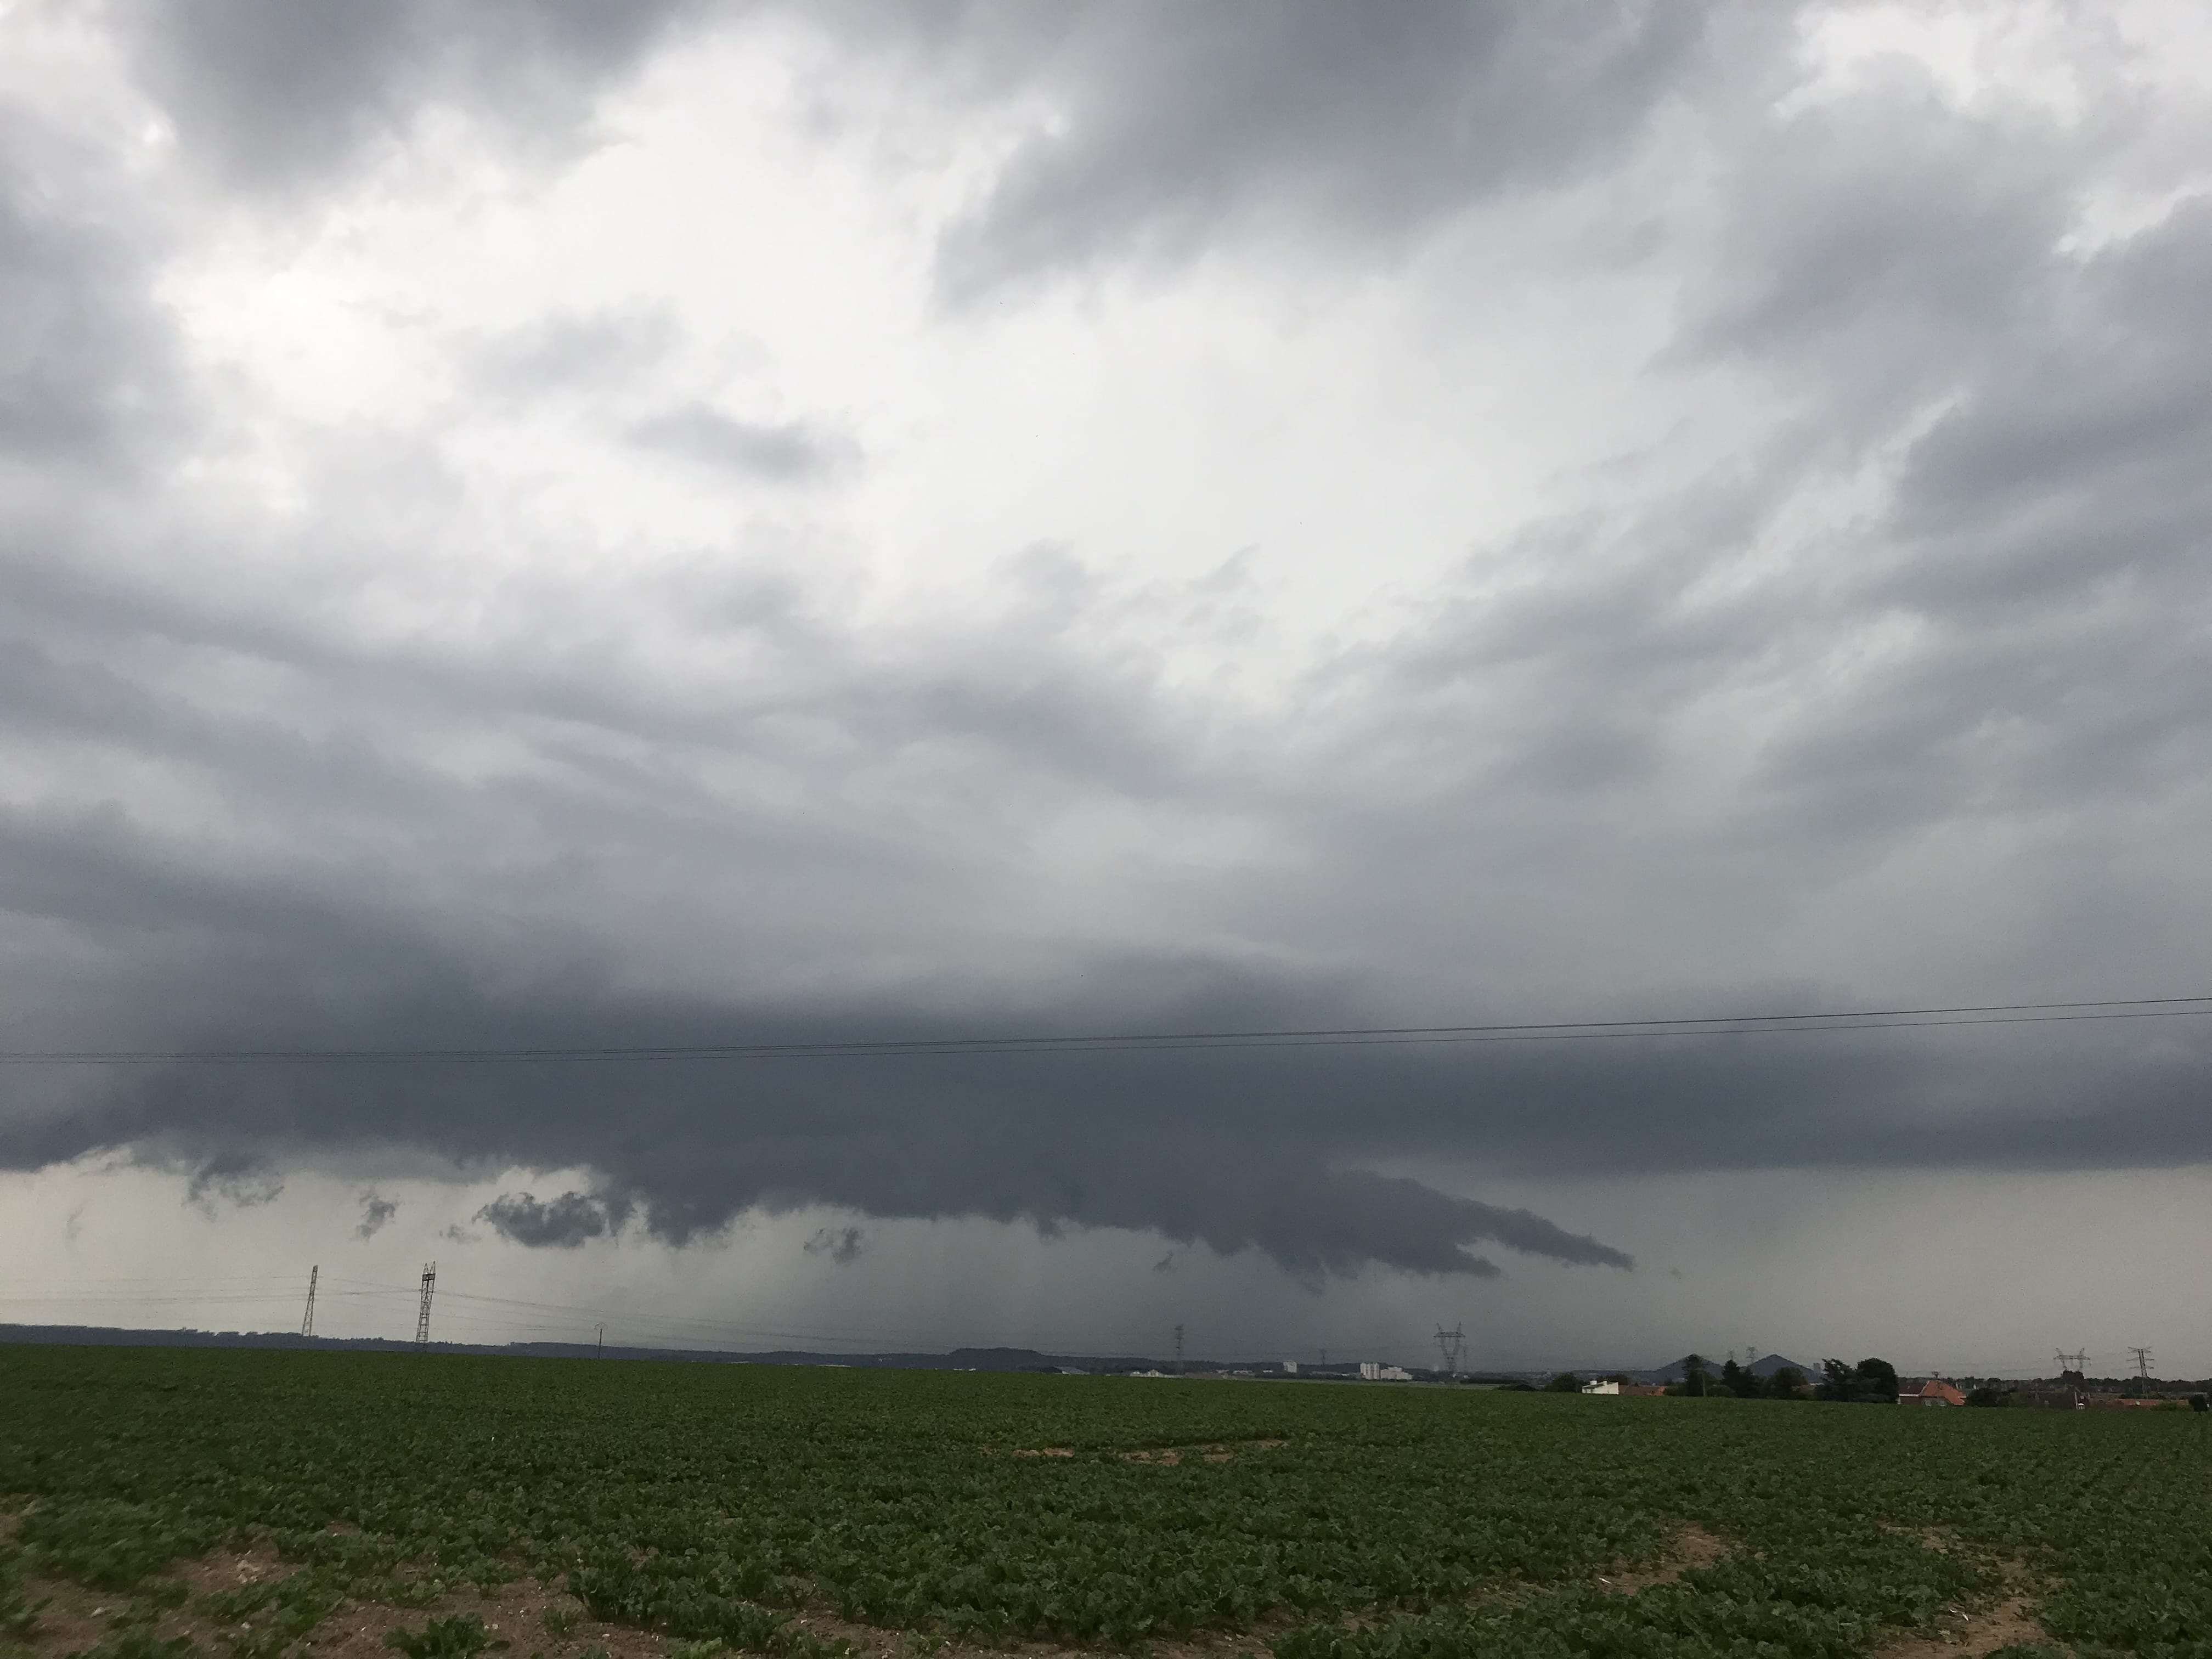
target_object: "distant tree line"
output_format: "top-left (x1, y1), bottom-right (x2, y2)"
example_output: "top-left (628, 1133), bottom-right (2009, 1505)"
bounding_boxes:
top-left (1532, 1356), bottom-right (1908, 1401)
top-left (1536, 1354), bottom-right (2212, 1409)
top-left (1669, 1354), bottom-right (1819, 1399)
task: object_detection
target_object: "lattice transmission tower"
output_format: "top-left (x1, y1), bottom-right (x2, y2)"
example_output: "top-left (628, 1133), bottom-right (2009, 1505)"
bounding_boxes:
top-left (415, 1262), bottom-right (437, 1347)
top-left (300, 1265), bottom-right (318, 1338)
top-left (1433, 1324), bottom-right (1466, 1377)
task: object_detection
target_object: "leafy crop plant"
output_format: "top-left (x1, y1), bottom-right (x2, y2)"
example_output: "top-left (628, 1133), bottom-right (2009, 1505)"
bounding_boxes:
top-left (3, 1347), bottom-right (2205, 1658)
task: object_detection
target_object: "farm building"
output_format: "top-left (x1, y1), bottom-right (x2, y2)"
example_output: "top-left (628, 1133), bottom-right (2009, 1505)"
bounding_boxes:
top-left (1580, 1380), bottom-right (1621, 1395)
top-left (1898, 1378), bottom-right (1967, 1406)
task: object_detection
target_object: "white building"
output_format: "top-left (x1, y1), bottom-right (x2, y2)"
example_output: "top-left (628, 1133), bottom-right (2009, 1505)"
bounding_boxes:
top-left (1359, 1362), bottom-right (1414, 1381)
top-left (1580, 1380), bottom-right (1621, 1395)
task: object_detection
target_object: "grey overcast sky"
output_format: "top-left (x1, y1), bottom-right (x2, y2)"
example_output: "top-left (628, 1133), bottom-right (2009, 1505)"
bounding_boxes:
top-left (3, 1), bottom-right (2210, 1375)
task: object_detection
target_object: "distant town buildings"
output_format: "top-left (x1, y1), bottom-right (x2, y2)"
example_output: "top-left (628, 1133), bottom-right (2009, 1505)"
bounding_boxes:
top-left (1359, 1362), bottom-right (1414, 1381)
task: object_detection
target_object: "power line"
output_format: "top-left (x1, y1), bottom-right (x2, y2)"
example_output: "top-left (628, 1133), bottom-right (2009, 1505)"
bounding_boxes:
top-left (2, 995), bottom-right (2208, 1066)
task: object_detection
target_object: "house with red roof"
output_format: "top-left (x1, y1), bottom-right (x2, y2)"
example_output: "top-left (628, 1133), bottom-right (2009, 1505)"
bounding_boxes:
top-left (1898, 1377), bottom-right (1967, 1407)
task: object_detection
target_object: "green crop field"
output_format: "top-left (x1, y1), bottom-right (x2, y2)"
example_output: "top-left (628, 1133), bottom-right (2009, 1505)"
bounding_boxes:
top-left (3, 1347), bottom-right (2208, 1659)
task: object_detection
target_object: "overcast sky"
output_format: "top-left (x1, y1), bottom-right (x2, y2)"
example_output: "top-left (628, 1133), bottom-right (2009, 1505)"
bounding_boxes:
top-left (3, 0), bottom-right (2210, 1376)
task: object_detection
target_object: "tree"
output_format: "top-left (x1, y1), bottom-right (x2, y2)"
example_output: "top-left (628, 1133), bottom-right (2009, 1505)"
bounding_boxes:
top-left (1545, 1372), bottom-right (1582, 1392)
top-left (1855, 1357), bottom-right (1899, 1403)
top-left (1672, 1354), bottom-right (1712, 1397)
top-left (1765, 1365), bottom-right (1809, 1399)
top-left (1819, 1357), bottom-right (1899, 1403)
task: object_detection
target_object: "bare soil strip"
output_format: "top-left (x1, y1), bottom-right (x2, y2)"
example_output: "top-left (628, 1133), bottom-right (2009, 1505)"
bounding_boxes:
top-left (1872, 1587), bottom-right (2045, 1657)
top-left (1595, 1522), bottom-right (1729, 1593)
top-left (1006, 1439), bottom-right (1291, 1465)
top-left (12, 1547), bottom-right (1281, 1659)
top-left (6, 1522), bottom-right (2048, 1659)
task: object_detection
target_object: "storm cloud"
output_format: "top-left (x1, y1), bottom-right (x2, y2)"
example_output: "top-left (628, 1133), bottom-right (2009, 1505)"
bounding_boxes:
top-left (356, 1192), bottom-right (399, 1239)
top-left (1, 3), bottom-right (2208, 1297)
top-left (477, 1189), bottom-right (629, 1249)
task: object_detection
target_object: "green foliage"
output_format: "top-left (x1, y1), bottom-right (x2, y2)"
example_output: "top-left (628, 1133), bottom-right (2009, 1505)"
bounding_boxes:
top-left (1669, 1355), bottom-right (1711, 1397)
top-left (3, 1345), bottom-right (2210, 1658)
top-left (385, 1613), bottom-right (509, 1659)
top-left (71, 1629), bottom-right (200, 1659)
top-left (1542, 1372), bottom-right (1581, 1393)
top-left (539, 1607), bottom-right (578, 1637)
top-left (0, 1544), bottom-right (47, 1646)
top-left (1820, 1357), bottom-right (1901, 1403)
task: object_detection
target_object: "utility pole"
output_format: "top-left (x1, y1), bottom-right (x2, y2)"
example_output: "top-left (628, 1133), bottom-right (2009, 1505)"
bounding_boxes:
top-left (414, 1261), bottom-right (437, 1347)
top-left (1173, 1323), bottom-right (1184, 1375)
top-left (2129, 1346), bottom-right (2153, 1383)
top-left (300, 1265), bottom-right (318, 1338)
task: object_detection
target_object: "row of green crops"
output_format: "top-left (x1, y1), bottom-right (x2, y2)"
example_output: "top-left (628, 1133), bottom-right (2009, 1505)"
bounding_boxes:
top-left (3, 1345), bottom-right (2208, 1658)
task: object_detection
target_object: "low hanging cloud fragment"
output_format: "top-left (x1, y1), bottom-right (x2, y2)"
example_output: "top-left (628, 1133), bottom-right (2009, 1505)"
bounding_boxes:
top-left (355, 1191), bottom-right (398, 1239)
top-left (182, 1155), bottom-right (284, 1216)
top-left (475, 1189), bottom-right (629, 1249)
top-left (803, 1224), bottom-right (868, 1265)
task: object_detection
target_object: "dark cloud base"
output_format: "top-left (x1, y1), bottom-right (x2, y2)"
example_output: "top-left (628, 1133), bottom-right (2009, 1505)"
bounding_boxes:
top-left (3, 4), bottom-right (2209, 1290)
top-left (5, 956), bottom-right (2208, 1279)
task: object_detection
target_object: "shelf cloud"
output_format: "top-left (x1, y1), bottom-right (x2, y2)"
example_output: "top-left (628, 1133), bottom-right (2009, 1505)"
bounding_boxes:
top-left (2, 2), bottom-right (2209, 1300)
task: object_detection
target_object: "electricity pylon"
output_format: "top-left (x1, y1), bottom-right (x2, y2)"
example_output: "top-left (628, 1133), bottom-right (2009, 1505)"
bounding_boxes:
top-left (1433, 1324), bottom-right (1466, 1376)
top-left (300, 1265), bottom-right (317, 1338)
top-left (415, 1262), bottom-right (437, 1347)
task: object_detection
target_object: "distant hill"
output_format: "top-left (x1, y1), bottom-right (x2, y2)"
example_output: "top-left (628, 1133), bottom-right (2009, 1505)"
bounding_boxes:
top-left (1632, 1353), bottom-right (1821, 1385)
top-left (6, 1324), bottom-right (1808, 1385)
top-left (0, 1323), bottom-right (1207, 1374)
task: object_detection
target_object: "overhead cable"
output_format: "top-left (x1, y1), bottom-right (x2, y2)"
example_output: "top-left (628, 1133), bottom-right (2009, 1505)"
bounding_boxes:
top-left (2, 994), bottom-right (2207, 1065)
